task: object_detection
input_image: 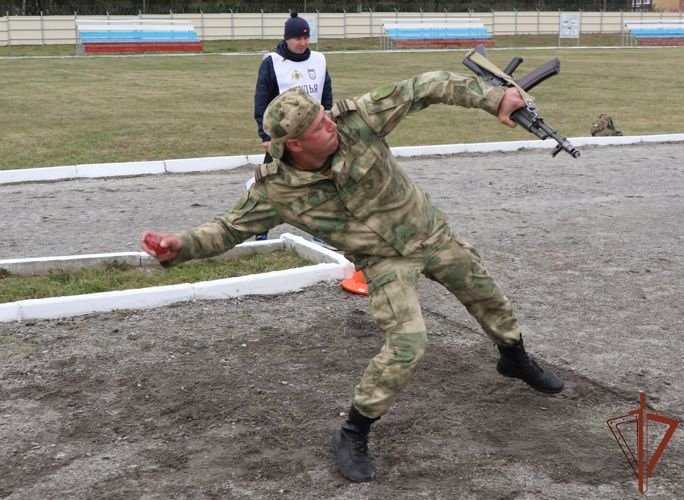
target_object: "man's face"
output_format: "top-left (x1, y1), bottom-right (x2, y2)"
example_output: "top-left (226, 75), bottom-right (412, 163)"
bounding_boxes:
top-left (289, 107), bottom-right (338, 167)
top-left (286, 36), bottom-right (310, 54)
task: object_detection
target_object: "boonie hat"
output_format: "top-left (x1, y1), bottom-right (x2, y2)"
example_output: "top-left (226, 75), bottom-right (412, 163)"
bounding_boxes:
top-left (284, 12), bottom-right (310, 40)
top-left (264, 87), bottom-right (321, 159)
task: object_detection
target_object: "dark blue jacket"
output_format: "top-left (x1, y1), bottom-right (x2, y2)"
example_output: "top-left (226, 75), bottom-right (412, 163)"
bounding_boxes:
top-left (254, 41), bottom-right (333, 143)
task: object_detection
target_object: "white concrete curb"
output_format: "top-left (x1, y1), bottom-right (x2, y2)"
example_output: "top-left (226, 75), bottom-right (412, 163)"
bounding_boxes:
top-left (164, 155), bottom-right (249, 173)
top-left (390, 133), bottom-right (684, 157)
top-left (0, 251), bottom-right (149, 275)
top-left (2, 134), bottom-right (683, 185)
top-left (0, 233), bottom-right (355, 323)
top-left (3, 134), bottom-right (683, 321)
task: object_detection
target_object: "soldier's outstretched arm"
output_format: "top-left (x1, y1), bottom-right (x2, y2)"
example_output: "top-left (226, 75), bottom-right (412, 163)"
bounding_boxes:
top-left (355, 71), bottom-right (507, 138)
top-left (143, 188), bottom-right (281, 268)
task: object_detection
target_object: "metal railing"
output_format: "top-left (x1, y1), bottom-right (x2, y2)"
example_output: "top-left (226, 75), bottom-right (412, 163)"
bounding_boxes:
top-left (2, 9), bottom-right (683, 47)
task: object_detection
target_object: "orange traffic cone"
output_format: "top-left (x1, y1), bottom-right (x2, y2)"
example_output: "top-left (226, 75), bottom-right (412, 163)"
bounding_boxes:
top-left (341, 270), bottom-right (368, 296)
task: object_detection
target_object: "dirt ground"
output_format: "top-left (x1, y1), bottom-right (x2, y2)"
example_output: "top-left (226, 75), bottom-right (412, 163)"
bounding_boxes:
top-left (1, 143), bottom-right (682, 499)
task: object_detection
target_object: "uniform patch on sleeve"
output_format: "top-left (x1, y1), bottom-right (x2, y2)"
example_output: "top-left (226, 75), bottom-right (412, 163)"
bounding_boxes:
top-left (370, 83), bottom-right (396, 101)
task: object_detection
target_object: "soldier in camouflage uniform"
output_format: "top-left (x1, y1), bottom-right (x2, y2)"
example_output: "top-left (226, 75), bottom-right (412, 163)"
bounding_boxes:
top-left (141, 71), bottom-right (565, 483)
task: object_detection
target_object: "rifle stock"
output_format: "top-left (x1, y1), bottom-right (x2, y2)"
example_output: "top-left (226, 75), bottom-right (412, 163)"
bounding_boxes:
top-left (463, 46), bottom-right (580, 159)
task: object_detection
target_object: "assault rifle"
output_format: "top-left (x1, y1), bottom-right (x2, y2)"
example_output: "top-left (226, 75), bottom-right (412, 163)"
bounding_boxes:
top-left (463, 45), bottom-right (581, 159)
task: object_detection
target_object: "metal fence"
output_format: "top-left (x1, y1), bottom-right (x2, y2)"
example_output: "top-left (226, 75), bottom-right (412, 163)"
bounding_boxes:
top-left (2, 10), bottom-right (683, 46)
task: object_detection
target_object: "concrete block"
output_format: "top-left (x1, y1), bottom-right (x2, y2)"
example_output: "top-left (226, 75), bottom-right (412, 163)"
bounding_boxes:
top-left (280, 233), bottom-right (351, 268)
top-left (574, 135), bottom-right (638, 147)
top-left (221, 239), bottom-right (284, 259)
top-left (391, 144), bottom-right (466, 157)
top-left (193, 262), bottom-right (347, 300)
top-left (639, 133), bottom-right (684, 143)
top-left (165, 155), bottom-right (249, 173)
top-left (0, 234), bottom-right (349, 322)
top-left (0, 166), bottom-right (77, 185)
top-left (76, 161), bottom-right (165, 178)
top-left (0, 302), bottom-right (19, 322)
top-left (18, 283), bottom-right (195, 321)
top-left (246, 154), bottom-right (267, 165)
top-left (0, 252), bottom-right (143, 275)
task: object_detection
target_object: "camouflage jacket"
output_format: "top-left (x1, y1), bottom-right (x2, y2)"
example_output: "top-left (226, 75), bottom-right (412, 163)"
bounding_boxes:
top-left (169, 71), bottom-right (505, 266)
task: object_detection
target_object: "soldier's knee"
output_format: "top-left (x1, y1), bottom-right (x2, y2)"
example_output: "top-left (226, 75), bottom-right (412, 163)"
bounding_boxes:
top-left (389, 330), bottom-right (427, 366)
top-left (391, 347), bottom-right (424, 367)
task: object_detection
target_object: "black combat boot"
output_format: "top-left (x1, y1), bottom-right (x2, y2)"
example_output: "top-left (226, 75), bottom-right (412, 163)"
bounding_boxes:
top-left (497, 336), bottom-right (564, 393)
top-left (331, 405), bottom-right (378, 482)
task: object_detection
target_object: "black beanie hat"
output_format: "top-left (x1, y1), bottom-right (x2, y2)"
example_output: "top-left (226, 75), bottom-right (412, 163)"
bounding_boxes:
top-left (284, 12), bottom-right (310, 40)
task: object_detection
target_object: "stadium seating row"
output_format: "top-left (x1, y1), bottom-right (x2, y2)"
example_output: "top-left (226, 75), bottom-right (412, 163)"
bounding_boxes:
top-left (383, 19), bottom-right (494, 49)
top-left (625, 20), bottom-right (684, 46)
top-left (76, 19), bottom-right (203, 54)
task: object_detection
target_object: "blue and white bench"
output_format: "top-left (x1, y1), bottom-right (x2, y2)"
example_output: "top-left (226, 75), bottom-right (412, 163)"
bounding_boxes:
top-left (625, 20), bottom-right (684, 46)
top-left (383, 19), bottom-right (494, 49)
top-left (76, 19), bottom-right (203, 55)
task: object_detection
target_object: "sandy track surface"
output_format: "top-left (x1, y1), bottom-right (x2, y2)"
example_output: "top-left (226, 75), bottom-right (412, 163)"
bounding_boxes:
top-left (1, 143), bottom-right (682, 499)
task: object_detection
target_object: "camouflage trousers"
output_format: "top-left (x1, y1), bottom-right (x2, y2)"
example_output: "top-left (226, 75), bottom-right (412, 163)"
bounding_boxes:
top-left (353, 224), bottom-right (520, 419)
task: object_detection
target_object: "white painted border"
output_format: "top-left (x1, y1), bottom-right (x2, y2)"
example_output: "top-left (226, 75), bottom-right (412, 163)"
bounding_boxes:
top-left (0, 234), bottom-right (355, 323)
top-left (3, 134), bottom-right (683, 319)
top-left (0, 165), bottom-right (77, 184)
top-left (0, 252), bottom-right (146, 275)
top-left (76, 160), bottom-right (166, 178)
top-left (165, 155), bottom-right (249, 173)
top-left (2, 134), bottom-right (683, 185)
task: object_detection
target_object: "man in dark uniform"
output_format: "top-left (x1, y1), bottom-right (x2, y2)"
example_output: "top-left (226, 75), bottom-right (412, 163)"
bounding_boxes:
top-left (251, 11), bottom-right (333, 241)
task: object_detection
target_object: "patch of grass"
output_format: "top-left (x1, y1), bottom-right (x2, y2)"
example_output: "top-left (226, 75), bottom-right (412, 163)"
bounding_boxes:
top-left (1, 38), bottom-right (682, 170)
top-left (0, 249), bottom-right (313, 304)
top-left (0, 334), bottom-right (40, 357)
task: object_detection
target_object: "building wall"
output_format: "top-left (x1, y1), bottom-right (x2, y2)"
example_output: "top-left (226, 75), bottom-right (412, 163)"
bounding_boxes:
top-left (652, 0), bottom-right (683, 11)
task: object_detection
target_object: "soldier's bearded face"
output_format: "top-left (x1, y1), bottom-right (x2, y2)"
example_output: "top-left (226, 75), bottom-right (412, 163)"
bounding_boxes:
top-left (296, 107), bottom-right (339, 158)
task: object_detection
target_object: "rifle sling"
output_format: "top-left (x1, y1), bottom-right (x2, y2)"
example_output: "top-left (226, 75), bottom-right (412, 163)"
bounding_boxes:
top-left (464, 49), bottom-right (534, 103)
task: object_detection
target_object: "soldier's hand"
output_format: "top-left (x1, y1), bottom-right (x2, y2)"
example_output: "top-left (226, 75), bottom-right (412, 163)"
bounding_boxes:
top-left (140, 231), bottom-right (182, 263)
top-left (497, 87), bottom-right (526, 128)
top-left (262, 141), bottom-right (271, 153)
